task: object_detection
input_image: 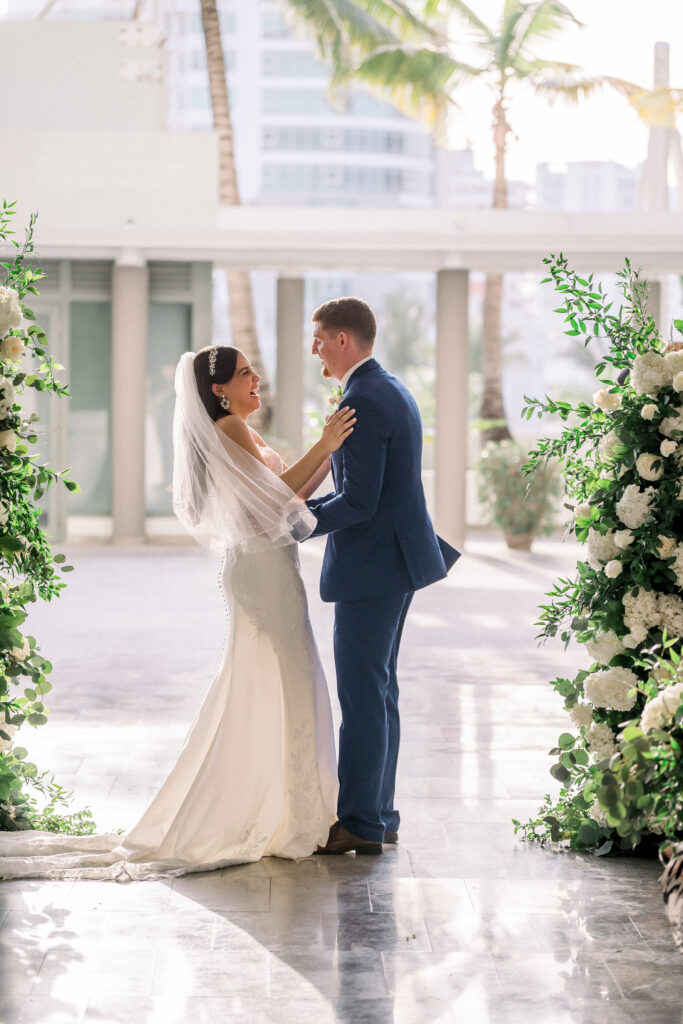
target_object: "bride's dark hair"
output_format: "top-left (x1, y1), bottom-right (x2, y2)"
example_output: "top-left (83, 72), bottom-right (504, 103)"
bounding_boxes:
top-left (193, 346), bottom-right (240, 420)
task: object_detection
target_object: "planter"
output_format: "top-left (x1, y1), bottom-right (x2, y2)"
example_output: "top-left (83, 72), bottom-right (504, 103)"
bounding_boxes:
top-left (505, 531), bottom-right (534, 551)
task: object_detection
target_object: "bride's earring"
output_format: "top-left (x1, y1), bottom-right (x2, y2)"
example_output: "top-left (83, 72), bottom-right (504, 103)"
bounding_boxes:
top-left (220, 395), bottom-right (231, 412)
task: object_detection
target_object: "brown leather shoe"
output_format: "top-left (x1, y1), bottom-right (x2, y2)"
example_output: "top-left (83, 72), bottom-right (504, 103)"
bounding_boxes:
top-left (315, 821), bottom-right (383, 856)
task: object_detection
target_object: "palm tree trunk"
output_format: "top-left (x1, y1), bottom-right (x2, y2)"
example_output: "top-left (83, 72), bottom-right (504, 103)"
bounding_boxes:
top-left (480, 94), bottom-right (512, 444)
top-left (200, 0), bottom-right (272, 428)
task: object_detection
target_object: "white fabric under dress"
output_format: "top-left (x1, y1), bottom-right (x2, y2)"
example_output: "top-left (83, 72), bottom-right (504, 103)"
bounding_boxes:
top-left (0, 446), bottom-right (338, 882)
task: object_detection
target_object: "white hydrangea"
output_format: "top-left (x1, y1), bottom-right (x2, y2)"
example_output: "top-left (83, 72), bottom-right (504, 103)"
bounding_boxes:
top-left (0, 500), bottom-right (8, 527)
top-left (570, 702), bottom-right (594, 727)
top-left (664, 350), bottom-right (683, 377)
top-left (585, 630), bottom-right (625, 665)
top-left (0, 722), bottom-right (17, 754)
top-left (641, 403), bottom-right (658, 421)
top-left (0, 286), bottom-right (21, 339)
top-left (0, 429), bottom-right (17, 453)
top-left (604, 560), bottom-right (622, 579)
top-left (588, 799), bottom-right (609, 828)
top-left (585, 721), bottom-right (619, 760)
top-left (631, 351), bottom-right (670, 395)
top-left (659, 408), bottom-right (683, 438)
top-left (593, 389), bottom-right (622, 412)
top-left (584, 667), bottom-right (639, 711)
top-left (586, 528), bottom-right (620, 569)
top-left (614, 529), bottom-right (635, 549)
top-left (635, 452), bottom-right (664, 481)
top-left (657, 593), bottom-right (683, 640)
top-left (640, 682), bottom-right (683, 733)
top-left (673, 371), bottom-right (683, 393)
top-left (660, 439), bottom-right (678, 457)
top-left (655, 535), bottom-right (677, 560)
top-left (671, 544), bottom-right (683, 588)
top-left (622, 587), bottom-right (660, 643)
top-left (10, 637), bottom-right (30, 661)
top-left (598, 429), bottom-right (621, 461)
top-left (615, 484), bottom-right (656, 529)
top-left (0, 335), bottom-right (23, 362)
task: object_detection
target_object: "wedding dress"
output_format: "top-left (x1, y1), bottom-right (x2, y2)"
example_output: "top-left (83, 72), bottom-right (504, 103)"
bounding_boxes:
top-left (0, 387), bottom-right (339, 879)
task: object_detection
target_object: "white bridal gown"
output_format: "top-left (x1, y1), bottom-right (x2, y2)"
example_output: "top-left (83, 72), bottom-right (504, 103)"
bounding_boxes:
top-left (0, 446), bottom-right (338, 881)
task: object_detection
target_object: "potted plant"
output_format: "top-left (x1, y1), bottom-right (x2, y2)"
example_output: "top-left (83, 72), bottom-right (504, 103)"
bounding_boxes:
top-left (477, 439), bottom-right (558, 550)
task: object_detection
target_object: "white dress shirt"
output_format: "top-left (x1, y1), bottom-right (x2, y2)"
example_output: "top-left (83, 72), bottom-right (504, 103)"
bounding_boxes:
top-left (340, 355), bottom-right (373, 391)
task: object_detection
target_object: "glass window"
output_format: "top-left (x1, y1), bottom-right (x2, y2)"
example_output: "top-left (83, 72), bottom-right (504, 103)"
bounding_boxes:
top-left (68, 303), bottom-right (112, 516)
top-left (146, 304), bottom-right (192, 515)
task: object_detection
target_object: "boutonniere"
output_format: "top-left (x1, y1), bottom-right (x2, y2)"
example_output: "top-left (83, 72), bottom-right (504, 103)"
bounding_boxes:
top-left (328, 385), bottom-right (343, 412)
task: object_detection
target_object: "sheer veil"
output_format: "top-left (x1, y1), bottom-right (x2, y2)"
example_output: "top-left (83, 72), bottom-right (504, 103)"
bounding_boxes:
top-left (172, 352), bottom-right (316, 553)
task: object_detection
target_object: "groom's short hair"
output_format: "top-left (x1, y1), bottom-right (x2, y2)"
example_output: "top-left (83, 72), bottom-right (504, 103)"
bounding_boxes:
top-left (312, 297), bottom-right (376, 349)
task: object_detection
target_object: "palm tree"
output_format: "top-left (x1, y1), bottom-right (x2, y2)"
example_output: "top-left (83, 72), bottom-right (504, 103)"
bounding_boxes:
top-left (200, 0), bottom-right (272, 427)
top-left (283, 0), bottom-right (599, 442)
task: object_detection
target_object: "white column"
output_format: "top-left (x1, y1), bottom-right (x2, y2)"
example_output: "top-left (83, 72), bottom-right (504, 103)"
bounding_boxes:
top-left (435, 269), bottom-right (469, 550)
top-left (112, 260), bottom-right (148, 544)
top-left (275, 276), bottom-right (304, 455)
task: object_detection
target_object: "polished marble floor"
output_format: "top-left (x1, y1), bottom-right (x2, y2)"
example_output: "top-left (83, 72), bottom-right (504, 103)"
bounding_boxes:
top-left (0, 536), bottom-right (680, 1024)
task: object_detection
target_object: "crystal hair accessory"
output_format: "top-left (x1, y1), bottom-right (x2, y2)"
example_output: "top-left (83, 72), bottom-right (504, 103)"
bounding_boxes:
top-left (208, 346), bottom-right (218, 376)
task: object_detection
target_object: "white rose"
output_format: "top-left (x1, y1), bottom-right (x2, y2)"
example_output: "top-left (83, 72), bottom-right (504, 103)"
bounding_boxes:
top-left (635, 452), bottom-right (664, 481)
top-left (656, 535), bottom-right (677, 560)
top-left (623, 633), bottom-right (645, 648)
top-left (0, 399), bottom-right (11, 420)
top-left (604, 560), bottom-right (623, 579)
top-left (10, 637), bottom-right (30, 661)
top-left (0, 430), bottom-right (17, 452)
top-left (574, 503), bottom-right (592, 520)
top-left (614, 529), bottom-right (634, 549)
top-left (0, 286), bottom-right (22, 339)
top-left (660, 439), bottom-right (677, 457)
top-left (641, 404), bottom-right (658, 420)
top-left (0, 335), bottom-right (23, 362)
top-left (673, 371), bottom-right (683, 393)
top-left (570, 702), bottom-right (594, 727)
top-left (593, 389), bottom-right (622, 412)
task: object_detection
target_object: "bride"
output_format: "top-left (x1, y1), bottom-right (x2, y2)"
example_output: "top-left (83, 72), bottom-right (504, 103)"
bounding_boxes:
top-left (0, 345), bottom-right (356, 881)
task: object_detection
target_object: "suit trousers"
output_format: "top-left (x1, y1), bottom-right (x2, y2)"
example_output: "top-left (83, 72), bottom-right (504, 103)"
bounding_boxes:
top-left (333, 590), bottom-right (413, 842)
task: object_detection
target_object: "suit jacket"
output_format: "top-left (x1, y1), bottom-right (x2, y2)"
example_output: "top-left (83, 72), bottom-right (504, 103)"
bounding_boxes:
top-left (306, 359), bottom-right (460, 602)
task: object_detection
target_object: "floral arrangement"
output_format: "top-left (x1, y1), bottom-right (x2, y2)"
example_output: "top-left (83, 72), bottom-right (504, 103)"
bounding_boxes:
top-left (477, 439), bottom-right (559, 549)
top-left (514, 254), bottom-right (683, 854)
top-left (0, 201), bottom-right (93, 833)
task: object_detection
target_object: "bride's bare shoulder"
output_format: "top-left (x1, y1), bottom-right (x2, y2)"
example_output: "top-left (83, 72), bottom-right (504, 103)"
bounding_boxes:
top-left (216, 416), bottom-right (265, 462)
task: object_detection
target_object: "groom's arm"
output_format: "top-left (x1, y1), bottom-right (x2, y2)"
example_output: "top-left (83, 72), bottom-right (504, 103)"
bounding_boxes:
top-left (307, 397), bottom-right (387, 538)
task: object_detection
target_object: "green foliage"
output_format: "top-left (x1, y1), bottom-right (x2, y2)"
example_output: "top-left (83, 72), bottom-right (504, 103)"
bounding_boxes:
top-left (0, 201), bottom-right (90, 832)
top-left (477, 438), bottom-right (559, 539)
top-left (516, 254), bottom-right (683, 853)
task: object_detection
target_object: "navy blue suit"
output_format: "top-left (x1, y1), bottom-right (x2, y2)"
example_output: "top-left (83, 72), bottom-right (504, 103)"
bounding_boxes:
top-left (306, 358), bottom-right (459, 841)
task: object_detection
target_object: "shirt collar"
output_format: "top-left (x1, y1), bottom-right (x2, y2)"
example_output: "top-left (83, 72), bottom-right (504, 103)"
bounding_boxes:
top-left (340, 356), bottom-right (373, 391)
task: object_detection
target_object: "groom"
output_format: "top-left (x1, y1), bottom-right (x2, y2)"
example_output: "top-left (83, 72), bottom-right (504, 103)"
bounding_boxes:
top-left (306, 297), bottom-right (459, 855)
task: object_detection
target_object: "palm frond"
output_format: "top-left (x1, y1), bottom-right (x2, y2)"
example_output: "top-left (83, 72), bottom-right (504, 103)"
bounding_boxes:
top-left (424, 0), bottom-right (493, 41)
top-left (603, 77), bottom-right (683, 125)
top-left (529, 70), bottom-right (605, 104)
top-left (350, 43), bottom-right (478, 124)
top-left (356, 0), bottom-right (443, 44)
top-left (508, 1), bottom-right (582, 62)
